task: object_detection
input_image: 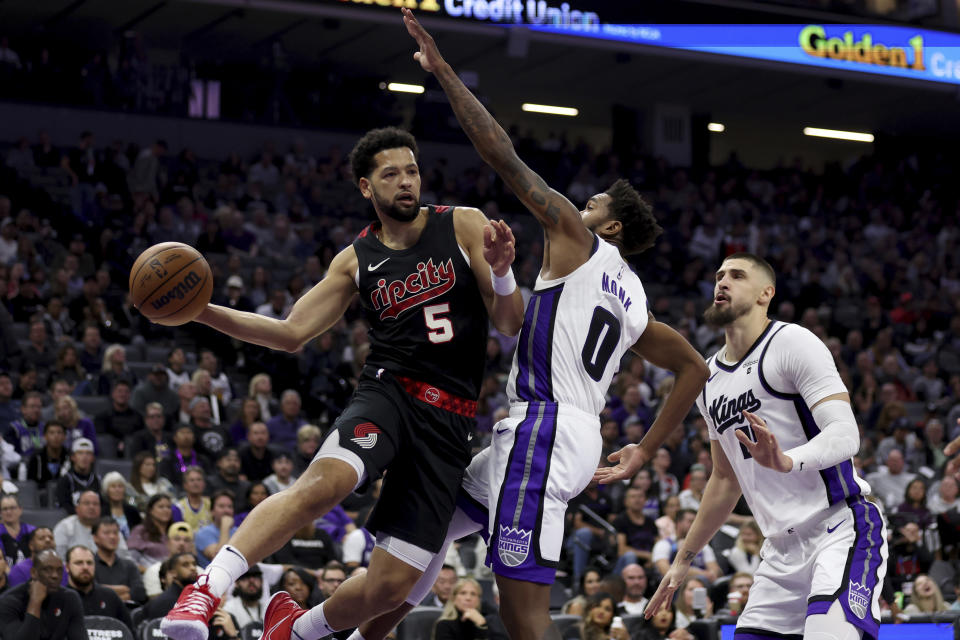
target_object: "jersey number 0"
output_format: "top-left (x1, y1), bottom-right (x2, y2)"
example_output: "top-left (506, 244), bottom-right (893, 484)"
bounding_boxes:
top-left (582, 306), bottom-right (621, 381)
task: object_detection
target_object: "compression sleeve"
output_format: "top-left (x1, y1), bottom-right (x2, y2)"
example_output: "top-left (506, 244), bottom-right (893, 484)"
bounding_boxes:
top-left (783, 400), bottom-right (859, 472)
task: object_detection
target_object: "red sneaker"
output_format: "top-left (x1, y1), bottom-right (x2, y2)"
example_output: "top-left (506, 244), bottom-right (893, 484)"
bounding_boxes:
top-left (160, 580), bottom-right (219, 640)
top-left (262, 591), bottom-right (309, 640)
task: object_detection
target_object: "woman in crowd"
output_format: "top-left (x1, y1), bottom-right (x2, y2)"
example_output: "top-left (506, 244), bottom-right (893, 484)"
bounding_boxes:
top-left (263, 452), bottom-right (297, 495)
top-left (54, 344), bottom-right (87, 389)
top-left (727, 520), bottom-right (763, 575)
top-left (674, 576), bottom-right (713, 629)
top-left (96, 343), bottom-right (136, 395)
top-left (228, 396), bottom-right (261, 444)
top-left (562, 568), bottom-right (603, 616)
top-left (234, 482), bottom-right (270, 527)
top-left (128, 493), bottom-right (174, 568)
top-left (433, 578), bottom-right (492, 640)
top-left (903, 574), bottom-right (948, 613)
top-left (565, 592), bottom-right (627, 640)
top-left (637, 602), bottom-right (692, 640)
top-left (897, 478), bottom-right (933, 530)
top-left (631, 468), bottom-right (661, 519)
top-left (100, 471), bottom-right (141, 538)
top-left (248, 373), bottom-right (278, 421)
top-left (129, 451), bottom-right (176, 511)
top-left (655, 495), bottom-right (681, 541)
top-left (273, 567), bottom-right (319, 609)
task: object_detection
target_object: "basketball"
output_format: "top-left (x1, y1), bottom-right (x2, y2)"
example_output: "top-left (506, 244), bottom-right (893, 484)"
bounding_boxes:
top-left (129, 242), bottom-right (213, 326)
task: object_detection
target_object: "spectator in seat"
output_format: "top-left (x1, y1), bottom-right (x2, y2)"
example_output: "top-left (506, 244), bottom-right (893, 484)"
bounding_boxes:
top-left (929, 475), bottom-right (960, 515)
top-left (143, 522), bottom-right (196, 599)
top-left (100, 471), bottom-right (140, 538)
top-left (127, 402), bottom-right (172, 460)
top-left (0, 549), bottom-right (85, 640)
top-left (64, 545), bottom-right (132, 629)
top-left (234, 483), bottom-right (269, 527)
top-left (54, 438), bottom-right (101, 514)
top-left (191, 369), bottom-right (224, 426)
top-left (174, 466), bottom-right (212, 531)
top-left (239, 421), bottom-right (273, 482)
top-left (25, 420), bottom-right (68, 487)
top-left (39, 379), bottom-right (72, 422)
top-left (206, 448), bottom-right (249, 510)
top-left (420, 564), bottom-right (456, 608)
top-left (612, 486), bottom-right (658, 573)
top-left (636, 602), bottom-right (689, 640)
top-left (194, 490), bottom-right (236, 569)
top-left (159, 424), bottom-right (211, 487)
top-left (567, 592), bottom-right (627, 640)
top-left (139, 552), bottom-right (198, 620)
top-left (53, 396), bottom-right (97, 455)
top-left (562, 569), bottom-right (603, 616)
top-left (273, 566), bottom-right (318, 609)
top-left (129, 451), bottom-right (175, 511)
top-left (727, 520), bottom-right (763, 575)
top-left (263, 451), bottom-right (296, 494)
top-left (652, 447), bottom-right (679, 502)
top-left (291, 423), bottom-right (321, 475)
top-left (94, 380), bottom-right (143, 449)
top-left (718, 572), bottom-right (754, 616)
top-left (165, 347), bottom-right (191, 391)
top-left (4, 390), bottom-right (43, 458)
top-left (904, 574), bottom-right (948, 614)
top-left (228, 396), bottom-right (261, 444)
top-left (168, 381), bottom-right (196, 427)
top-left (131, 364), bottom-right (178, 416)
top-left (616, 563), bottom-right (648, 615)
top-left (433, 577), bottom-right (492, 640)
top-left (678, 463), bottom-right (707, 511)
top-left (91, 516), bottom-right (146, 605)
top-left (95, 344), bottom-right (137, 396)
top-left (248, 373), bottom-right (278, 421)
top-left (674, 576), bottom-right (713, 629)
top-left (268, 514), bottom-right (336, 571)
top-left (0, 495), bottom-right (35, 566)
top-left (189, 397), bottom-right (230, 460)
top-left (54, 490), bottom-right (129, 560)
top-left (53, 347), bottom-right (87, 391)
top-left (895, 478), bottom-right (933, 531)
top-left (887, 521), bottom-right (932, 593)
top-left (266, 389), bottom-right (305, 451)
top-left (8, 527), bottom-right (64, 588)
top-left (867, 449), bottom-right (917, 512)
top-left (21, 321), bottom-right (54, 379)
top-left (128, 493), bottom-right (174, 569)
top-left (223, 565), bottom-right (266, 627)
top-left (0, 372), bottom-right (19, 436)
top-left (77, 325), bottom-right (103, 375)
top-left (198, 349), bottom-right (232, 405)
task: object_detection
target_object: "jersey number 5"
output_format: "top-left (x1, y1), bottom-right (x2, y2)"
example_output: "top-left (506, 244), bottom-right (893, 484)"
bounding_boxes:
top-left (424, 303), bottom-right (454, 344)
top-left (581, 306), bottom-right (621, 381)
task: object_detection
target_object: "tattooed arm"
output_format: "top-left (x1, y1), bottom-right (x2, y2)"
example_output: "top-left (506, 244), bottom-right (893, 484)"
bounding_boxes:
top-left (402, 8), bottom-right (593, 274)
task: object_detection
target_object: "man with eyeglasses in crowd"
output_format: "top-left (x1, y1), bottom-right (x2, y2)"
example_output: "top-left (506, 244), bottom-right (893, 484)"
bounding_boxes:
top-left (0, 495), bottom-right (34, 566)
top-left (127, 401), bottom-right (172, 460)
top-left (317, 561), bottom-right (347, 603)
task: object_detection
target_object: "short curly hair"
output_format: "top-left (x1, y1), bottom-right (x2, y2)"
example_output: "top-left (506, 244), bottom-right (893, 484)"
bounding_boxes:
top-left (349, 127), bottom-right (418, 186)
top-left (604, 179), bottom-right (662, 256)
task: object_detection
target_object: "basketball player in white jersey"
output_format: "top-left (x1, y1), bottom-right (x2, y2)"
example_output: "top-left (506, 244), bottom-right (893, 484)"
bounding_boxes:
top-left (283, 9), bottom-right (710, 640)
top-left (644, 253), bottom-right (887, 640)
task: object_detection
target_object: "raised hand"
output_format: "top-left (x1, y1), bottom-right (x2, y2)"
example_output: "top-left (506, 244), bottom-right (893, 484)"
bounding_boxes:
top-left (735, 410), bottom-right (793, 473)
top-left (483, 220), bottom-right (516, 277)
top-left (402, 7), bottom-right (445, 73)
top-left (593, 443), bottom-right (650, 484)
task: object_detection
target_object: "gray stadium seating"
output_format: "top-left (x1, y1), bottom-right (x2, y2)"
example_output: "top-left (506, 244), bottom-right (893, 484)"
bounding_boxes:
top-left (75, 396), bottom-right (110, 418)
top-left (85, 615), bottom-right (134, 640)
top-left (549, 614), bottom-right (581, 637)
top-left (21, 508), bottom-right (68, 530)
top-left (98, 458), bottom-right (134, 478)
top-left (397, 606), bottom-right (443, 640)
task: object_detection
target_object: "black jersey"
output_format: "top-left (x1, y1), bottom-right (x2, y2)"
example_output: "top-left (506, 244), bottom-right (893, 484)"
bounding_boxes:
top-left (353, 205), bottom-right (489, 400)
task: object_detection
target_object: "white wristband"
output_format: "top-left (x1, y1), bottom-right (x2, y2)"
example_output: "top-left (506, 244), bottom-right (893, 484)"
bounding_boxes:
top-left (490, 266), bottom-right (517, 296)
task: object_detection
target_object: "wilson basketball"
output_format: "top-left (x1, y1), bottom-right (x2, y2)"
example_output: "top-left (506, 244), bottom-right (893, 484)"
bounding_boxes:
top-left (129, 242), bottom-right (213, 326)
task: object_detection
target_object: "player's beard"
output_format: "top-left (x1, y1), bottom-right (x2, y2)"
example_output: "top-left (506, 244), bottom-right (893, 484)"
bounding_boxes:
top-left (372, 185), bottom-right (420, 222)
top-left (703, 298), bottom-right (752, 327)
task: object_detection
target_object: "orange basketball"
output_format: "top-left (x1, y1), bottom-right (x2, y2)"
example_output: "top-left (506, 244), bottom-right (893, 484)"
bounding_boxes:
top-left (129, 242), bottom-right (213, 326)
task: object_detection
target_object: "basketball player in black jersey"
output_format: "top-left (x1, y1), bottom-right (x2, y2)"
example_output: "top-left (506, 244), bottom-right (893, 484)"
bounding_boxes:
top-left (162, 127), bottom-right (524, 640)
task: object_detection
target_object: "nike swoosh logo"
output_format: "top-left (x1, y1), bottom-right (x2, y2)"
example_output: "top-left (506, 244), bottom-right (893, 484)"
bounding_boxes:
top-left (707, 372), bottom-right (719, 382)
top-left (495, 426), bottom-right (509, 434)
top-left (368, 258), bottom-right (390, 271)
top-left (827, 519), bottom-right (845, 534)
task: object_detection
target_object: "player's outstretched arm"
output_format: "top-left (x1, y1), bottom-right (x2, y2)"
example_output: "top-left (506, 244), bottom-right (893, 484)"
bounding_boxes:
top-left (595, 319), bottom-right (709, 484)
top-left (195, 246), bottom-right (358, 352)
top-left (644, 441), bottom-right (742, 618)
top-left (402, 9), bottom-right (592, 251)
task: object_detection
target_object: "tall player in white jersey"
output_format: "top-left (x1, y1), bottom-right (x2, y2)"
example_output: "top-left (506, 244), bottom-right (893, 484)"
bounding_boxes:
top-left (644, 253), bottom-right (888, 640)
top-left (321, 10), bottom-right (711, 640)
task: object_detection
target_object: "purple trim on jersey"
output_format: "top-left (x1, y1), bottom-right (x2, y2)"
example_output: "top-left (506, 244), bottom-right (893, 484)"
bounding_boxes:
top-left (589, 234), bottom-right (600, 256)
top-left (795, 400), bottom-right (861, 505)
top-left (806, 600), bottom-right (831, 617)
top-left (756, 323), bottom-right (794, 398)
top-left (837, 497), bottom-right (884, 640)
top-left (514, 285), bottom-right (563, 402)
top-left (456, 489), bottom-right (489, 543)
top-left (488, 402), bottom-right (559, 584)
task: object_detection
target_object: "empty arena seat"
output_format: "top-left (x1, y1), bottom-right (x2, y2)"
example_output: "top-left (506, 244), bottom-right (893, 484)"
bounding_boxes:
top-left (85, 615), bottom-right (134, 640)
top-left (21, 508), bottom-right (68, 529)
top-left (397, 606), bottom-right (443, 640)
top-left (75, 395), bottom-right (110, 418)
top-left (98, 458), bottom-right (134, 477)
top-left (549, 614), bottom-right (581, 637)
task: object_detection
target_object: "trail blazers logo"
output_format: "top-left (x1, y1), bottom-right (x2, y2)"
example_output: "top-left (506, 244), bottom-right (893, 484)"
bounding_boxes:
top-left (848, 581), bottom-right (871, 619)
top-left (370, 258), bottom-right (456, 320)
top-left (498, 526), bottom-right (532, 567)
top-left (709, 390), bottom-right (762, 433)
top-left (352, 422), bottom-right (380, 449)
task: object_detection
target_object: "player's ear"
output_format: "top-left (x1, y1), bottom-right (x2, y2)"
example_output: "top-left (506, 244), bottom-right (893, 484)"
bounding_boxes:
top-left (357, 176), bottom-right (373, 200)
top-left (757, 284), bottom-right (775, 305)
top-left (596, 218), bottom-right (622, 239)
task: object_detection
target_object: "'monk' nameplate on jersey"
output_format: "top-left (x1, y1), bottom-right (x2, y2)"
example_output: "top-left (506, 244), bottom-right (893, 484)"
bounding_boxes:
top-left (507, 237), bottom-right (649, 416)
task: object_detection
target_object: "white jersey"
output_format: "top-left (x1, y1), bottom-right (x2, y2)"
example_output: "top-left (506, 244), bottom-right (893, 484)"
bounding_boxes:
top-left (696, 321), bottom-right (870, 537)
top-left (507, 237), bottom-right (649, 415)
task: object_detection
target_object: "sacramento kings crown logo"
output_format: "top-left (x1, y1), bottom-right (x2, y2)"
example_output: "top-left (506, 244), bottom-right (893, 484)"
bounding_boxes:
top-left (497, 526), bottom-right (532, 567)
top-left (847, 581), bottom-right (871, 619)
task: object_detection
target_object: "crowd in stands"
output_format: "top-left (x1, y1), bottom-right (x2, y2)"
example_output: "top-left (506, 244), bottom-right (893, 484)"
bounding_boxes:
top-left (0, 119), bottom-right (959, 639)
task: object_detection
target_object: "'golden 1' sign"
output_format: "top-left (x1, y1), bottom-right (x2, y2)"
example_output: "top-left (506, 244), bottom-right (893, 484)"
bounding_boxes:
top-left (799, 25), bottom-right (924, 71)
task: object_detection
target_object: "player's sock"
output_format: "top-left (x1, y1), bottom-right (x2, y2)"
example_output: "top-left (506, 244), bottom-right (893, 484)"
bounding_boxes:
top-left (293, 601), bottom-right (337, 639)
top-left (201, 545), bottom-right (249, 598)
top-left (345, 630), bottom-right (366, 640)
